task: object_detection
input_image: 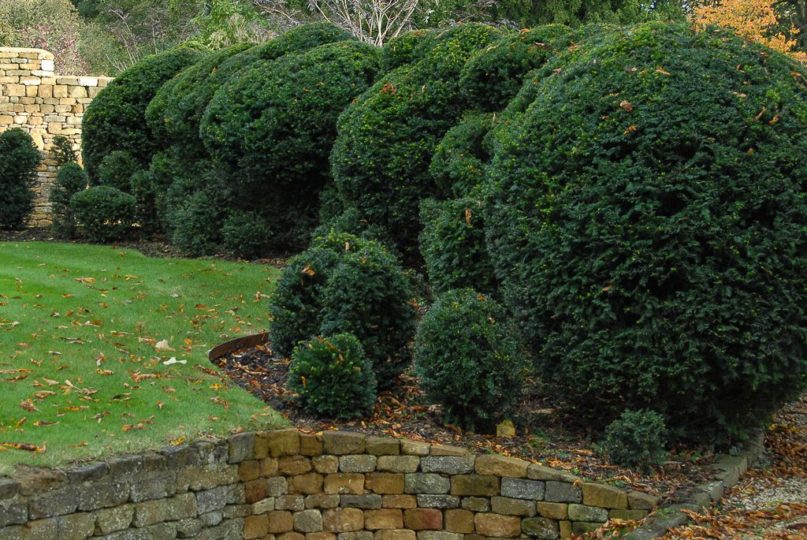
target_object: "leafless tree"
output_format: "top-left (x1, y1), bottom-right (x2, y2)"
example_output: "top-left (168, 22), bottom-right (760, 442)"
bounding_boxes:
top-left (306, 0), bottom-right (421, 45)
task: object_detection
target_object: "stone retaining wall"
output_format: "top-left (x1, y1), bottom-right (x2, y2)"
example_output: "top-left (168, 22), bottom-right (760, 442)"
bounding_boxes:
top-left (0, 47), bottom-right (112, 227)
top-left (0, 429), bottom-right (659, 540)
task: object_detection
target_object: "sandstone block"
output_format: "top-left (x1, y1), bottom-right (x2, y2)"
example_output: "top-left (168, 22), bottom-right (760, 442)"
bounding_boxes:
top-left (474, 514), bottom-right (521, 538)
top-left (417, 532), bottom-right (463, 540)
top-left (196, 485), bottom-right (231, 513)
top-left (527, 465), bottom-right (580, 484)
top-left (375, 530), bottom-right (415, 540)
top-left (295, 509), bottom-right (324, 532)
top-left (403, 508), bottom-right (442, 530)
top-left (340, 494), bottom-right (382, 509)
top-left (314, 456), bottom-right (340, 474)
top-left (627, 491), bottom-right (658, 510)
top-left (277, 495), bottom-right (306, 512)
top-left (324, 432), bottom-right (366, 455)
top-left (382, 495), bottom-right (417, 509)
top-left (491, 496), bottom-right (536, 516)
top-left (543, 482), bottom-right (581, 504)
top-left (292, 473), bottom-right (325, 495)
top-left (364, 509), bottom-right (403, 530)
top-left (281, 456), bottom-right (313, 475)
top-left (307, 494), bottom-right (340, 509)
top-left (421, 456), bottom-right (474, 475)
top-left (301, 434), bottom-right (324, 456)
top-left (581, 483), bottom-right (628, 509)
top-left (461, 497), bottom-right (489, 512)
top-left (325, 474), bottom-right (365, 495)
top-left (366, 473), bottom-right (405, 494)
top-left (308, 533), bottom-right (337, 540)
top-left (475, 455), bottom-right (528, 478)
top-left (268, 510), bottom-right (295, 533)
top-left (280, 532), bottom-right (306, 540)
top-left (253, 497), bottom-right (276, 514)
top-left (262, 429), bottom-right (301, 457)
top-left (536, 501), bottom-right (568, 520)
top-left (401, 440), bottom-right (430, 456)
top-left (268, 477), bottom-right (290, 497)
top-left (377, 456), bottom-right (420, 473)
top-left (445, 509), bottom-right (474, 534)
top-left (245, 514), bottom-right (269, 539)
top-left (450, 475), bottom-right (499, 496)
top-left (366, 437), bottom-right (400, 456)
top-left (568, 504), bottom-right (608, 522)
top-left (95, 504), bottom-right (134, 534)
top-left (405, 474), bottom-right (450, 494)
top-left (340, 531), bottom-right (374, 540)
top-left (239, 460), bottom-right (262, 482)
top-left (245, 479), bottom-right (269, 503)
top-left (521, 517), bottom-right (559, 539)
top-left (323, 508), bottom-right (364, 532)
top-left (501, 478), bottom-right (544, 500)
top-left (340, 455), bottom-right (377, 473)
top-left (430, 445), bottom-right (467, 457)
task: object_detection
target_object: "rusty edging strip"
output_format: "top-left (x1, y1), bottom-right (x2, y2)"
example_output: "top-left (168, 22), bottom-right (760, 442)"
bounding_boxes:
top-left (208, 332), bottom-right (269, 363)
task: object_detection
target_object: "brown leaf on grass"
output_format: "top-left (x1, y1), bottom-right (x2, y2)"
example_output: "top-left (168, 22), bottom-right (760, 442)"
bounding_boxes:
top-left (75, 277), bottom-right (96, 285)
top-left (19, 400), bottom-right (38, 412)
top-left (0, 442), bottom-right (45, 453)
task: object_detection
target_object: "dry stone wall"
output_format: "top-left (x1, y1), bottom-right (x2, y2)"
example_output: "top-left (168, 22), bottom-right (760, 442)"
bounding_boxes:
top-left (0, 47), bottom-right (112, 226)
top-left (0, 429), bottom-right (659, 540)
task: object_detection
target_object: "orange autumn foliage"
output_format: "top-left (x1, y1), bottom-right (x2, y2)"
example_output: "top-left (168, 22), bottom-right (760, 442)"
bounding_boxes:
top-left (694, 0), bottom-right (807, 62)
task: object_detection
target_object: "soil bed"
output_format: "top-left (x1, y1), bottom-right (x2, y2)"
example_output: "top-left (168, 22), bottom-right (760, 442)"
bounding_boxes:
top-left (215, 341), bottom-right (719, 506)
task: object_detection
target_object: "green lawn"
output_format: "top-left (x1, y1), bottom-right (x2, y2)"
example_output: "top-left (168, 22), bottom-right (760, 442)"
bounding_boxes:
top-left (0, 241), bottom-right (286, 474)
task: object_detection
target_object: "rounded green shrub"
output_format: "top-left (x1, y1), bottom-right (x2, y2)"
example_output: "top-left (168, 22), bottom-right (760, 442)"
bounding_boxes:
top-left (380, 28), bottom-right (437, 71)
top-left (169, 189), bottom-right (226, 256)
top-left (51, 134), bottom-right (77, 167)
top-left (288, 333), bottom-right (377, 419)
top-left (70, 186), bottom-right (135, 243)
top-left (50, 162), bottom-right (88, 238)
top-left (420, 198), bottom-right (496, 294)
top-left (319, 241), bottom-right (417, 386)
top-left (81, 47), bottom-right (204, 178)
top-left (269, 232), bottom-right (416, 386)
top-left (485, 23), bottom-right (807, 443)
top-left (458, 25), bottom-right (572, 112)
top-left (430, 112), bottom-right (494, 198)
top-left (414, 289), bottom-right (524, 432)
top-left (222, 212), bottom-right (271, 259)
top-left (201, 40), bottom-right (382, 250)
top-left (598, 410), bottom-right (667, 471)
top-left (0, 128), bottom-right (40, 229)
top-left (97, 150), bottom-right (139, 192)
top-left (332, 24), bottom-right (502, 257)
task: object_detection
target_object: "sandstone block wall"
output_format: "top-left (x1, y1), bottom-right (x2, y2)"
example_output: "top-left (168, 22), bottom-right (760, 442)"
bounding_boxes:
top-left (0, 429), bottom-right (659, 540)
top-left (0, 47), bottom-right (112, 227)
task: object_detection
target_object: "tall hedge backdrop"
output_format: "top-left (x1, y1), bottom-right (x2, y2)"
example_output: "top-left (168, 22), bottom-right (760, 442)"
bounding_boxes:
top-left (71, 21), bottom-right (807, 447)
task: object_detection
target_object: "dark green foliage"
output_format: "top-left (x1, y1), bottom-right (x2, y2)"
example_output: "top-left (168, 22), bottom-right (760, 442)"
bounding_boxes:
top-left (170, 190), bottom-right (224, 257)
top-left (485, 23), bottom-right (807, 443)
top-left (222, 212), bottom-right (270, 259)
top-left (130, 169), bottom-right (161, 235)
top-left (81, 47), bottom-right (204, 178)
top-left (51, 135), bottom-right (77, 167)
top-left (288, 333), bottom-right (377, 419)
top-left (319, 242), bottom-right (417, 386)
top-left (420, 198), bottom-right (496, 294)
top-left (269, 232), bottom-right (416, 386)
top-left (459, 25), bottom-right (572, 112)
top-left (332, 24), bottom-right (501, 257)
top-left (201, 40), bottom-right (381, 251)
top-left (380, 29), bottom-right (437, 71)
top-left (0, 128), bottom-right (40, 229)
top-left (70, 186), bottom-right (135, 242)
top-left (430, 112), bottom-right (494, 198)
top-left (598, 410), bottom-right (667, 471)
top-left (97, 150), bottom-right (139, 192)
top-left (414, 289), bottom-right (524, 432)
top-left (50, 163), bottom-right (88, 238)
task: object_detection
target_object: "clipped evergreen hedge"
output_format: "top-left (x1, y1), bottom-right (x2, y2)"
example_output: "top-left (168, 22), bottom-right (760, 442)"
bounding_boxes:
top-left (201, 40), bottom-right (382, 250)
top-left (71, 186), bottom-right (135, 243)
top-left (269, 232), bottom-right (416, 387)
top-left (332, 24), bottom-right (502, 257)
top-left (459, 24), bottom-right (572, 112)
top-left (288, 333), bottom-right (377, 419)
top-left (82, 47), bottom-right (204, 178)
top-left (420, 198), bottom-right (496, 294)
top-left (51, 163), bottom-right (88, 238)
top-left (485, 22), bottom-right (807, 443)
top-left (414, 289), bottom-right (524, 432)
top-left (430, 112), bottom-right (494, 198)
top-left (0, 128), bottom-right (40, 229)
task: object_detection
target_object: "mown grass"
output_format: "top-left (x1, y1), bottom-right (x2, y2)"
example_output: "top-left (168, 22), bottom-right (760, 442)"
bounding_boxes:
top-left (0, 241), bottom-right (287, 474)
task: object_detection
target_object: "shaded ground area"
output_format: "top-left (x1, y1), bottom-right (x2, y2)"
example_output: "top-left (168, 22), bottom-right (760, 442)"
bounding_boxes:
top-left (216, 343), bottom-right (719, 505)
top-left (658, 394), bottom-right (806, 539)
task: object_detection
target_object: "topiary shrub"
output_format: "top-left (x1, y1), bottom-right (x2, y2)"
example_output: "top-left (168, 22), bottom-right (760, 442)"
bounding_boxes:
top-left (380, 28), bottom-right (438, 71)
top-left (129, 169), bottom-right (163, 235)
top-left (222, 212), bottom-right (270, 259)
top-left (81, 47), bottom-right (204, 179)
top-left (319, 241), bottom-right (418, 385)
top-left (96, 150), bottom-right (139, 192)
top-left (420, 198), bottom-right (496, 294)
top-left (458, 25), bottom-right (572, 112)
top-left (485, 22), bottom-right (807, 443)
top-left (269, 232), bottom-right (416, 386)
top-left (430, 112), bottom-right (495, 198)
top-left (0, 128), bottom-right (41, 229)
top-left (288, 333), bottom-right (377, 419)
top-left (332, 24), bottom-right (502, 258)
top-left (70, 186), bottom-right (135, 242)
top-left (51, 134), bottom-right (77, 167)
top-left (50, 162), bottom-right (88, 238)
top-left (169, 189), bottom-right (225, 256)
top-left (598, 410), bottom-right (667, 471)
top-left (201, 40), bottom-right (382, 251)
top-left (414, 289), bottom-right (524, 432)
